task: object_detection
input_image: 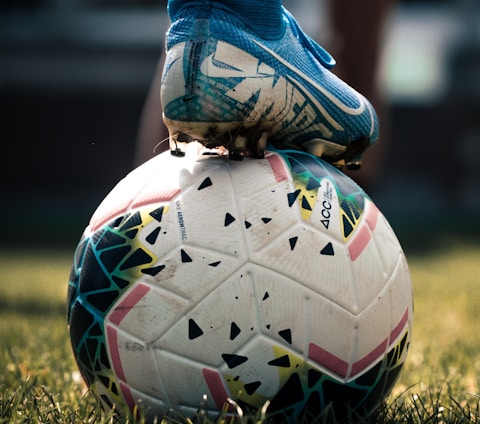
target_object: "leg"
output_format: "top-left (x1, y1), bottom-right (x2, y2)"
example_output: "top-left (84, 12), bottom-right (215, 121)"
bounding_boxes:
top-left (330, 0), bottom-right (395, 188)
top-left (134, 53), bottom-right (169, 167)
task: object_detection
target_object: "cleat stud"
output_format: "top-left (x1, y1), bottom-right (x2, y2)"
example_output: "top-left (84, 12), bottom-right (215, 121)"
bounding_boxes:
top-left (229, 150), bottom-right (244, 161)
top-left (346, 162), bottom-right (362, 171)
top-left (170, 149), bottom-right (185, 157)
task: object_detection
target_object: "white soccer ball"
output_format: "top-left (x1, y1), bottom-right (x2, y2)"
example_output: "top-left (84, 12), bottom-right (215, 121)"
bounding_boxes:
top-left (67, 145), bottom-right (413, 422)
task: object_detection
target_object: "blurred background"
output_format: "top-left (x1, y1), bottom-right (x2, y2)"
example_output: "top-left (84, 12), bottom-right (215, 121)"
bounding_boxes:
top-left (1, 0), bottom-right (479, 249)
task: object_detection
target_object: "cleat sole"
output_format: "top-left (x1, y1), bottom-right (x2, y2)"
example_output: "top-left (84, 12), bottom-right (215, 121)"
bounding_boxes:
top-left (165, 118), bottom-right (371, 169)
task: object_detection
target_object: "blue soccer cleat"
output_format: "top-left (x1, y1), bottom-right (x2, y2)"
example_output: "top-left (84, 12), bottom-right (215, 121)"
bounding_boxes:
top-left (161, 1), bottom-right (379, 168)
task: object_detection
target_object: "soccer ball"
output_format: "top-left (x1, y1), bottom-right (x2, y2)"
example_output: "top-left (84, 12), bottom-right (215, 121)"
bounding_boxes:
top-left (67, 145), bottom-right (413, 422)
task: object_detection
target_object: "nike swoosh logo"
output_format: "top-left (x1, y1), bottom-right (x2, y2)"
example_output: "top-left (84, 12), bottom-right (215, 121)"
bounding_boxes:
top-left (198, 40), bottom-right (375, 136)
top-left (252, 40), bottom-right (367, 117)
top-left (200, 41), bottom-right (276, 78)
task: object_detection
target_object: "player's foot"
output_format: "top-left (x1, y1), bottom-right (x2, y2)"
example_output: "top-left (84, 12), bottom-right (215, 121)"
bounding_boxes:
top-left (161, 0), bottom-right (379, 167)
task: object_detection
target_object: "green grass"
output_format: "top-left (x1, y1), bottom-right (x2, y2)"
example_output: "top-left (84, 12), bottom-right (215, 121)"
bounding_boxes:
top-left (1, 238), bottom-right (480, 423)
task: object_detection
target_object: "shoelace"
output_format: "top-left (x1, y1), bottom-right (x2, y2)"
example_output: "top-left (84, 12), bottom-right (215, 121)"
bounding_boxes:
top-left (282, 6), bottom-right (336, 70)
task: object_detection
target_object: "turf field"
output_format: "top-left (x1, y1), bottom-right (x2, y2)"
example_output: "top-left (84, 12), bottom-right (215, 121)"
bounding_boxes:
top-left (1, 236), bottom-right (480, 423)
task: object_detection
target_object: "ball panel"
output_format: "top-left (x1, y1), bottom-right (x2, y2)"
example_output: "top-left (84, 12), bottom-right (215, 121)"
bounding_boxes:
top-left (254, 226), bottom-right (357, 313)
top-left (89, 150), bottom-right (182, 233)
top-left (386, 254), bottom-right (414, 343)
top-left (367, 208), bottom-right (405, 278)
top-left (144, 245), bottom-right (245, 302)
top-left (127, 387), bottom-right (170, 422)
top-left (106, 325), bottom-right (167, 402)
top-left (155, 267), bottom-right (258, 365)
top-left (174, 163), bottom-right (249, 257)
top-left (307, 299), bottom-right (357, 378)
top-left (107, 282), bottom-right (190, 343)
top-left (378, 232), bottom-right (411, 280)
top-left (229, 152), bottom-right (291, 198)
top-left (220, 335), bottom-right (285, 404)
top-left (239, 187), bottom-right (301, 254)
top-left (352, 297), bottom-right (393, 368)
top-left (248, 266), bottom-right (310, 353)
top-left (152, 350), bottom-right (221, 411)
top-left (348, 201), bottom-right (401, 312)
